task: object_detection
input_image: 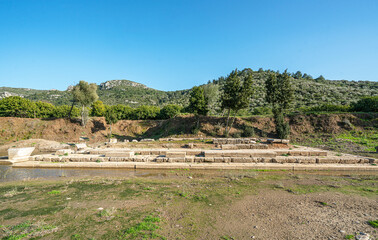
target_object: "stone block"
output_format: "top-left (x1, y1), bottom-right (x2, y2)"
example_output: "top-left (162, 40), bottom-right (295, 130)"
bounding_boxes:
top-left (105, 151), bottom-right (134, 157)
top-left (169, 157), bottom-right (186, 163)
top-left (166, 151), bottom-right (186, 158)
top-left (338, 158), bottom-right (359, 164)
top-left (316, 158), bottom-right (339, 164)
top-left (203, 157), bottom-right (214, 163)
top-left (221, 145), bottom-right (237, 150)
top-left (298, 158), bottom-right (316, 164)
top-left (75, 143), bottom-right (87, 151)
top-left (251, 144), bottom-right (269, 149)
top-left (140, 138), bottom-right (155, 142)
top-left (231, 157), bottom-right (253, 163)
top-left (194, 157), bottom-right (205, 163)
top-left (109, 138), bottom-right (117, 143)
top-left (132, 139), bottom-right (138, 142)
top-left (8, 147), bottom-right (35, 160)
top-left (55, 149), bottom-right (73, 155)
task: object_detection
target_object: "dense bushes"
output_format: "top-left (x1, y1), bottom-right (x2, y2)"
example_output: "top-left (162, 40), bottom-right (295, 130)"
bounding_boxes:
top-left (297, 97), bottom-right (378, 113)
top-left (95, 104), bottom-right (182, 120)
top-left (351, 96), bottom-right (378, 112)
top-left (300, 104), bottom-right (351, 113)
top-left (159, 104), bottom-right (182, 119)
top-left (53, 105), bottom-right (80, 118)
top-left (0, 96), bottom-right (85, 119)
top-left (0, 96), bottom-right (36, 118)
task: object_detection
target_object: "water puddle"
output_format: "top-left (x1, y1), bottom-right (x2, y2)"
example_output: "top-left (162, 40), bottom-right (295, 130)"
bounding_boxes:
top-left (0, 165), bottom-right (165, 182)
top-left (0, 165), bottom-right (376, 182)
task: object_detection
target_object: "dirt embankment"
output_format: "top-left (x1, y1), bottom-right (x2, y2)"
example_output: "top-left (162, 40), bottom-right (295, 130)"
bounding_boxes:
top-left (0, 113), bottom-right (376, 145)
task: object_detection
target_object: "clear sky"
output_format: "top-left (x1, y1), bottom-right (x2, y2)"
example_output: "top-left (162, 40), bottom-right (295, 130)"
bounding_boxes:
top-left (0, 0), bottom-right (377, 91)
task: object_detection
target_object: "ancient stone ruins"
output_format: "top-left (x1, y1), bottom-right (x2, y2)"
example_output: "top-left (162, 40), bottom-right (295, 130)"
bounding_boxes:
top-left (3, 138), bottom-right (376, 170)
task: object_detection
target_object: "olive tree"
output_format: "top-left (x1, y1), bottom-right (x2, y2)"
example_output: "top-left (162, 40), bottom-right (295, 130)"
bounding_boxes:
top-left (72, 81), bottom-right (99, 126)
top-left (104, 106), bottom-right (119, 138)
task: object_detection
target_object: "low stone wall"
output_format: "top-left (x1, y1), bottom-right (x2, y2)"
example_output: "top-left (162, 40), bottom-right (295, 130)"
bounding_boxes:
top-left (221, 144), bottom-right (269, 150)
top-left (213, 138), bottom-right (257, 145)
top-left (30, 154), bottom-right (375, 165)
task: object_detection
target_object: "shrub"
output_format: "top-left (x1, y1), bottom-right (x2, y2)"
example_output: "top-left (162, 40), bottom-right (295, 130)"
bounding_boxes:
top-left (90, 100), bottom-right (106, 116)
top-left (53, 105), bottom-right (80, 118)
top-left (132, 105), bottom-right (160, 120)
top-left (0, 96), bottom-right (37, 118)
top-left (111, 104), bottom-right (133, 120)
top-left (242, 125), bottom-right (255, 137)
top-left (35, 101), bottom-right (55, 118)
top-left (252, 106), bottom-right (272, 115)
top-left (274, 110), bottom-right (290, 139)
top-left (351, 96), bottom-right (378, 112)
top-left (302, 104), bottom-right (350, 112)
top-left (159, 104), bottom-right (182, 119)
top-left (232, 131), bottom-right (242, 138)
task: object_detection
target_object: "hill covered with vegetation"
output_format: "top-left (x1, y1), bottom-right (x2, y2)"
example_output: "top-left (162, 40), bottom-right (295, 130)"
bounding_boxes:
top-left (1, 69), bottom-right (377, 114)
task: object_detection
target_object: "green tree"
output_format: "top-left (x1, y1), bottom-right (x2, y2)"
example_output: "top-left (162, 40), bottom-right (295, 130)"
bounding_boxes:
top-left (203, 84), bottom-right (220, 115)
top-left (90, 100), bottom-right (106, 117)
top-left (104, 106), bottom-right (119, 138)
top-left (220, 69), bottom-right (254, 136)
top-left (72, 81), bottom-right (99, 126)
top-left (188, 86), bottom-right (208, 116)
top-left (315, 75), bottom-right (326, 83)
top-left (188, 86), bottom-right (208, 131)
top-left (265, 71), bottom-right (294, 139)
top-left (159, 104), bottom-right (182, 119)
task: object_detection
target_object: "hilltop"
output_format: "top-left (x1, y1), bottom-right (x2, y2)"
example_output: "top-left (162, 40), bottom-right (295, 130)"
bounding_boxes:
top-left (0, 69), bottom-right (377, 112)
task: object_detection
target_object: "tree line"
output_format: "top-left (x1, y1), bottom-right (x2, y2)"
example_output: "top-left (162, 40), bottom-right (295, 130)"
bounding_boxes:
top-left (0, 96), bottom-right (182, 120)
top-left (0, 72), bottom-right (376, 139)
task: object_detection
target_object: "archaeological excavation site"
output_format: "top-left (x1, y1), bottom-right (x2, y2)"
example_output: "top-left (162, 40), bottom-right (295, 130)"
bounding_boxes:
top-left (2, 137), bottom-right (376, 171)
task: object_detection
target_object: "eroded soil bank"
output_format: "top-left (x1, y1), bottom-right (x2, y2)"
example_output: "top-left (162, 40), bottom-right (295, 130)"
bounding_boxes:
top-left (0, 170), bottom-right (377, 239)
top-left (0, 113), bottom-right (377, 157)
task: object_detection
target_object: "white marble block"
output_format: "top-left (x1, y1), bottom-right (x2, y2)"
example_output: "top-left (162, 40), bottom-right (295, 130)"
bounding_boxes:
top-left (8, 147), bottom-right (35, 160)
top-left (75, 143), bottom-right (87, 151)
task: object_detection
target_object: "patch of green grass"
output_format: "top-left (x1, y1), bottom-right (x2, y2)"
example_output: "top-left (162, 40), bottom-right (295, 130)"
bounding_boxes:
top-left (120, 215), bottom-right (165, 240)
top-left (71, 233), bottom-right (82, 240)
top-left (345, 234), bottom-right (355, 239)
top-left (47, 190), bottom-right (61, 195)
top-left (177, 191), bottom-right (188, 198)
top-left (337, 130), bottom-right (378, 152)
top-left (1, 221), bottom-right (57, 240)
top-left (368, 219), bottom-right (378, 228)
top-left (192, 194), bottom-right (209, 203)
top-left (119, 188), bottom-right (139, 198)
top-left (220, 236), bottom-right (235, 240)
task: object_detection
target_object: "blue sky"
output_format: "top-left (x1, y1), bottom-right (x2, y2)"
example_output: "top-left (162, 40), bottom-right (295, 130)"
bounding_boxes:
top-left (0, 0), bottom-right (377, 91)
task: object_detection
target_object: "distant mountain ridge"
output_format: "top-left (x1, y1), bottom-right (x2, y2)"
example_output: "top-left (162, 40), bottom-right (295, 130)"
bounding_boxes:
top-left (1, 69), bottom-right (377, 112)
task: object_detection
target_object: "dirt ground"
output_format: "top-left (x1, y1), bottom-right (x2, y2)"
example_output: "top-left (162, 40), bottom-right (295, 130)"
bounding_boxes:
top-left (0, 170), bottom-right (377, 240)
